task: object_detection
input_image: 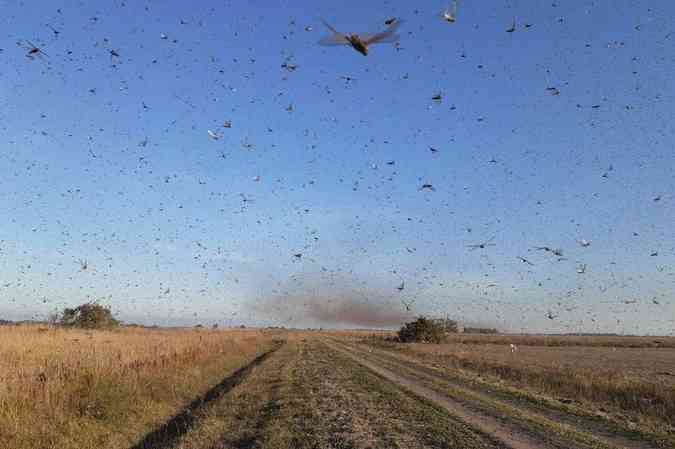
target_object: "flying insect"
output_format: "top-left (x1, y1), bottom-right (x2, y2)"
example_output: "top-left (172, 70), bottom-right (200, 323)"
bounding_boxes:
top-left (319, 19), bottom-right (402, 56)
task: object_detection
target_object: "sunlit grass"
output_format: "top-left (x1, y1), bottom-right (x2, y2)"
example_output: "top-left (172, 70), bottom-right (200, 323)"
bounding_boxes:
top-left (0, 325), bottom-right (275, 449)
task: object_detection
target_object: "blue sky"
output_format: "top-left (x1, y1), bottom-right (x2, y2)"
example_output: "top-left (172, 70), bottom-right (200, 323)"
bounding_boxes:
top-left (1, 0), bottom-right (674, 333)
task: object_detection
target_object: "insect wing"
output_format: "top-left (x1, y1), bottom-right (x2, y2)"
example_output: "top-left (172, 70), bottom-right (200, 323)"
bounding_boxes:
top-left (361, 32), bottom-right (400, 45)
top-left (319, 19), bottom-right (350, 46)
top-left (362, 20), bottom-right (402, 45)
top-left (320, 19), bottom-right (341, 35)
top-left (318, 33), bottom-right (350, 46)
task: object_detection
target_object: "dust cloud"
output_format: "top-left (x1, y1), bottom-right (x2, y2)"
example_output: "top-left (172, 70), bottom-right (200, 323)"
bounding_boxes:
top-left (255, 294), bottom-right (412, 328)
top-left (252, 276), bottom-right (413, 328)
top-left (303, 297), bottom-right (410, 327)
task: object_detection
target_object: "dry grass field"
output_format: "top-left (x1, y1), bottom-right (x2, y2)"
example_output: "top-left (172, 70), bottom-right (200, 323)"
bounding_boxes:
top-left (2, 326), bottom-right (674, 449)
top-left (0, 325), bottom-right (279, 449)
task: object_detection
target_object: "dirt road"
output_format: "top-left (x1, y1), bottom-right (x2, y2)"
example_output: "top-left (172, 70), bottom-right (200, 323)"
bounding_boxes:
top-left (130, 337), bottom-right (670, 449)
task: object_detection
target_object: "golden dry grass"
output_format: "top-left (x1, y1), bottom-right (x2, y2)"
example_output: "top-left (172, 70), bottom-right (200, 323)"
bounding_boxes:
top-left (0, 325), bottom-right (278, 449)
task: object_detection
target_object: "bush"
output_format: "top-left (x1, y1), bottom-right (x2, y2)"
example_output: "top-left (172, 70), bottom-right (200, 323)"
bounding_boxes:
top-left (58, 302), bottom-right (120, 329)
top-left (398, 317), bottom-right (447, 343)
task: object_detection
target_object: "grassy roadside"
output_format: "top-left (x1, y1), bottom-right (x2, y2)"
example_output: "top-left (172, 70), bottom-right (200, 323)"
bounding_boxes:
top-left (0, 326), bottom-right (277, 449)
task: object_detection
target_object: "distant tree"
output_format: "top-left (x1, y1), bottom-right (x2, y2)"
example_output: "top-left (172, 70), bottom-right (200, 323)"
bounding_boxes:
top-left (58, 302), bottom-right (120, 329)
top-left (212, 323), bottom-right (219, 329)
top-left (398, 316), bottom-right (447, 344)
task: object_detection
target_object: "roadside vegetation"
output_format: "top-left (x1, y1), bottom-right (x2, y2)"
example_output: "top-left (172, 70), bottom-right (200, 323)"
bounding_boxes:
top-left (0, 325), bottom-right (277, 449)
top-left (56, 302), bottom-right (120, 329)
top-left (397, 316), bottom-right (448, 343)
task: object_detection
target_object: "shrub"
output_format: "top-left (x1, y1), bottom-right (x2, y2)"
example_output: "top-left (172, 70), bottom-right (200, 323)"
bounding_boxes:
top-left (58, 302), bottom-right (120, 329)
top-left (398, 317), bottom-right (447, 343)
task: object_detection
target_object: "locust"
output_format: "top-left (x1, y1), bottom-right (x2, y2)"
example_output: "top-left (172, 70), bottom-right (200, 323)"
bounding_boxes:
top-left (467, 237), bottom-right (496, 250)
top-left (19, 40), bottom-right (48, 60)
top-left (517, 256), bottom-right (535, 266)
top-left (319, 19), bottom-right (401, 56)
top-left (401, 297), bottom-right (415, 311)
top-left (443, 1), bottom-right (458, 23)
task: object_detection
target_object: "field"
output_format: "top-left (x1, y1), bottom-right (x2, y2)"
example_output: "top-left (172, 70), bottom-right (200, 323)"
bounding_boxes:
top-left (1, 327), bottom-right (674, 449)
top-left (0, 325), bottom-right (278, 449)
